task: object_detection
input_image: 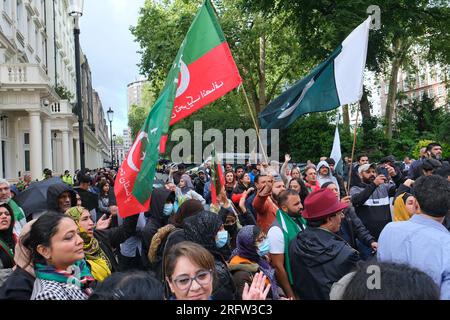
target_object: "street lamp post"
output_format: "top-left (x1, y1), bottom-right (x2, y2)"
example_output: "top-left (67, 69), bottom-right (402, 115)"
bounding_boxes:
top-left (113, 134), bottom-right (116, 168)
top-left (107, 107), bottom-right (114, 168)
top-left (69, 0), bottom-right (85, 171)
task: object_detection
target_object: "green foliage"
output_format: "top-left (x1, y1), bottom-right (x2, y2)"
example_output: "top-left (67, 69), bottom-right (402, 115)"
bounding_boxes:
top-left (281, 112), bottom-right (336, 163)
top-left (114, 135), bottom-right (124, 145)
top-left (128, 104), bottom-right (149, 140)
top-left (54, 85), bottom-right (74, 101)
top-left (411, 139), bottom-right (450, 160)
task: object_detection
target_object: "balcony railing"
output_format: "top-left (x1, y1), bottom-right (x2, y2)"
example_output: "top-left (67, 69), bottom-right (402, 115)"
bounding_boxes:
top-left (0, 64), bottom-right (50, 86)
top-left (51, 100), bottom-right (74, 115)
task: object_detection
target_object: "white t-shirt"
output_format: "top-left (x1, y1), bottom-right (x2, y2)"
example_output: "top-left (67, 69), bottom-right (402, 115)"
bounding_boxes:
top-left (268, 225), bottom-right (285, 254)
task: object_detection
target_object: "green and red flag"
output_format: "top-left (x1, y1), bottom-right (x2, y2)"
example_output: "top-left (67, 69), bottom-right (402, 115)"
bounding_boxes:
top-left (115, 0), bottom-right (241, 217)
top-left (210, 147), bottom-right (226, 206)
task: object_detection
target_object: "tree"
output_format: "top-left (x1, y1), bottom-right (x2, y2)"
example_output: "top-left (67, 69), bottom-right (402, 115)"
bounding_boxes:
top-left (128, 104), bottom-right (149, 140)
top-left (245, 0), bottom-right (450, 138)
top-left (130, 0), bottom-right (313, 157)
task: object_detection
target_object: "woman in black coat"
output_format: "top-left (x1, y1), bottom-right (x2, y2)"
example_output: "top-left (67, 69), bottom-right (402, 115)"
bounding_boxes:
top-left (0, 219), bottom-right (35, 300)
top-left (0, 203), bottom-right (16, 273)
top-left (140, 188), bottom-right (175, 270)
top-left (183, 211), bottom-right (236, 300)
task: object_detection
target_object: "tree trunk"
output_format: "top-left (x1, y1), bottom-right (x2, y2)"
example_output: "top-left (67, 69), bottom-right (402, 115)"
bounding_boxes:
top-left (342, 104), bottom-right (350, 133)
top-left (359, 85), bottom-right (372, 125)
top-left (258, 35), bottom-right (267, 112)
top-left (385, 37), bottom-right (407, 139)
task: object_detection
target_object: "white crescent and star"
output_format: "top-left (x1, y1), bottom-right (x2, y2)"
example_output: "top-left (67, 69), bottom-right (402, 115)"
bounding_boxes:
top-left (127, 131), bottom-right (149, 172)
top-left (176, 59), bottom-right (190, 98)
top-left (277, 78), bottom-right (315, 119)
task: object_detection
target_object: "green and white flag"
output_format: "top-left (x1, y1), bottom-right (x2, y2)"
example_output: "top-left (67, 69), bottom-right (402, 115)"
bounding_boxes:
top-left (330, 126), bottom-right (343, 175)
top-left (259, 17), bottom-right (371, 129)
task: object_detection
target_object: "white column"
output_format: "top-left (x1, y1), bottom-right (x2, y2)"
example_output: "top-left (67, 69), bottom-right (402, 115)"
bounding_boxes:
top-left (0, 116), bottom-right (3, 179)
top-left (68, 131), bottom-right (74, 174)
top-left (42, 118), bottom-right (53, 170)
top-left (61, 130), bottom-right (70, 173)
top-left (74, 137), bottom-right (80, 170)
top-left (29, 111), bottom-right (43, 180)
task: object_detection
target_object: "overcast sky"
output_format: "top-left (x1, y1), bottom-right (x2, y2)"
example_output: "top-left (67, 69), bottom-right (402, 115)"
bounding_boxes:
top-left (80, 0), bottom-right (145, 136)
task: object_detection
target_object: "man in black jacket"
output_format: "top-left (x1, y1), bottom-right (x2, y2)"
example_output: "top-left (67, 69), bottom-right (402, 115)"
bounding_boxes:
top-left (46, 183), bottom-right (78, 214)
top-left (290, 188), bottom-right (359, 300)
top-left (321, 182), bottom-right (377, 256)
top-left (140, 188), bottom-right (176, 270)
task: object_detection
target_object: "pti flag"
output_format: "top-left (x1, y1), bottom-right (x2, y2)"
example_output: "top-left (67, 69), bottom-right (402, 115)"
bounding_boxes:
top-left (210, 147), bottom-right (225, 206)
top-left (259, 17), bottom-right (370, 129)
top-left (115, 0), bottom-right (241, 217)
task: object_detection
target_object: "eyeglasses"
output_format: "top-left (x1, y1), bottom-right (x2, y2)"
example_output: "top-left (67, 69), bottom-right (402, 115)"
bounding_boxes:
top-left (172, 269), bottom-right (213, 291)
top-left (0, 211), bottom-right (11, 217)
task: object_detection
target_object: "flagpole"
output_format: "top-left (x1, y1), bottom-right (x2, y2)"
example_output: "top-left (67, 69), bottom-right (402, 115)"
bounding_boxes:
top-left (346, 105), bottom-right (359, 196)
top-left (240, 84), bottom-right (269, 164)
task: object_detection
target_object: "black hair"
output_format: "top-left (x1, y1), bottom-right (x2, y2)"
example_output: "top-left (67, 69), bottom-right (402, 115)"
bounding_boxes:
top-left (320, 181), bottom-right (336, 189)
top-left (325, 158), bottom-right (335, 165)
top-left (288, 178), bottom-right (310, 204)
top-left (278, 189), bottom-right (300, 207)
top-left (342, 260), bottom-right (439, 300)
top-left (78, 174), bottom-right (92, 184)
top-left (22, 211), bottom-right (68, 266)
top-left (254, 173), bottom-right (267, 184)
top-left (235, 165), bottom-right (244, 172)
top-left (413, 175), bottom-right (450, 217)
top-left (89, 271), bottom-right (164, 300)
top-left (0, 203), bottom-right (16, 264)
top-left (436, 166), bottom-right (450, 179)
top-left (426, 142), bottom-right (442, 152)
top-left (357, 154), bottom-right (368, 162)
top-left (306, 218), bottom-right (328, 228)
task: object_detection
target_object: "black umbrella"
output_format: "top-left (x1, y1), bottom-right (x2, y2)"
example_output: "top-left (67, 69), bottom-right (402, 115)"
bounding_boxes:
top-left (15, 177), bottom-right (63, 218)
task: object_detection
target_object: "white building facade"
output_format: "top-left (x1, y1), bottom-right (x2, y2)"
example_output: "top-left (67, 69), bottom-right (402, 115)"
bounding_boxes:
top-left (0, 0), bottom-right (110, 180)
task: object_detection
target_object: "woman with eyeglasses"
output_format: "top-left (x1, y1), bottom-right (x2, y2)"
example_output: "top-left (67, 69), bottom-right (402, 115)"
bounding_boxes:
top-left (165, 241), bottom-right (270, 300)
top-left (182, 211), bottom-right (235, 300)
top-left (228, 225), bottom-right (282, 300)
top-left (0, 203), bottom-right (16, 286)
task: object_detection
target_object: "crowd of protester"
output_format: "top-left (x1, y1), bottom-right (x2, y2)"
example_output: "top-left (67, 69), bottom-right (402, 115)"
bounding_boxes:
top-left (0, 142), bottom-right (449, 300)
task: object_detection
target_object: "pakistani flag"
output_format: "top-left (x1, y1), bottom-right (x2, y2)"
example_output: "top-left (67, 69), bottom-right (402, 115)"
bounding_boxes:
top-left (259, 17), bottom-right (371, 129)
top-left (330, 126), bottom-right (343, 176)
top-left (115, 0), bottom-right (241, 217)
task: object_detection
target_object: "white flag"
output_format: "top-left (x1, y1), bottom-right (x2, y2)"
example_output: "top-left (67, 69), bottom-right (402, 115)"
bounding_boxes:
top-left (330, 126), bottom-right (342, 174)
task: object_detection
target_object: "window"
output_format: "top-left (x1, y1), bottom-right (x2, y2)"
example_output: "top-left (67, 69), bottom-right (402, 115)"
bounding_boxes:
top-left (385, 84), bottom-right (389, 94)
top-left (27, 13), bottom-right (33, 46)
top-left (419, 90), bottom-right (425, 101)
top-left (428, 88), bottom-right (434, 98)
top-left (24, 151), bottom-right (30, 171)
top-left (24, 132), bottom-right (30, 172)
top-left (438, 86), bottom-right (445, 96)
top-left (16, 0), bottom-right (23, 29)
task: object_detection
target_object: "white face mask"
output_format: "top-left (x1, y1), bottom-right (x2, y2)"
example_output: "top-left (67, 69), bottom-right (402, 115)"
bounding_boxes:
top-left (163, 203), bottom-right (174, 216)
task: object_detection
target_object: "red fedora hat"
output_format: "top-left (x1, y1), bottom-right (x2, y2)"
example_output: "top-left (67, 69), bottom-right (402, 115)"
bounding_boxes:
top-left (302, 188), bottom-right (348, 221)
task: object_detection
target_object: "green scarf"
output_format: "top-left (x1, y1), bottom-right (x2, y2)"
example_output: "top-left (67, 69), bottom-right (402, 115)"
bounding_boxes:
top-left (8, 199), bottom-right (26, 224)
top-left (275, 209), bottom-right (307, 285)
top-left (0, 237), bottom-right (14, 261)
top-left (34, 260), bottom-right (94, 289)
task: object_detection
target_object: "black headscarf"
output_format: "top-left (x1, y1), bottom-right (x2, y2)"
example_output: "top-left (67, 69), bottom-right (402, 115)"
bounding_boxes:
top-left (169, 199), bottom-right (204, 228)
top-left (183, 210), bottom-right (223, 258)
top-left (0, 203), bottom-right (16, 268)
